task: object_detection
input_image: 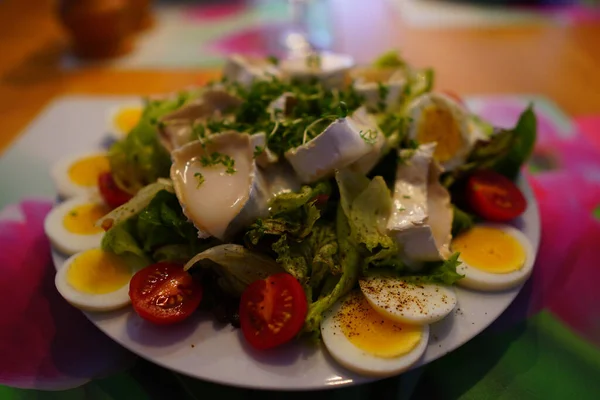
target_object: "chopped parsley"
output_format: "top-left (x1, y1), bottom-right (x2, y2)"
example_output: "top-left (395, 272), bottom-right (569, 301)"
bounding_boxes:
top-left (253, 146), bottom-right (265, 158)
top-left (359, 129), bottom-right (378, 145)
top-left (403, 195), bottom-right (411, 199)
top-left (200, 152), bottom-right (236, 174)
top-left (194, 172), bottom-right (205, 188)
top-left (200, 75), bottom-right (363, 156)
top-left (338, 101), bottom-right (348, 119)
top-left (192, 123), bottom-right (206, 139)
top-left (377, 82), bottom-right (390, 111)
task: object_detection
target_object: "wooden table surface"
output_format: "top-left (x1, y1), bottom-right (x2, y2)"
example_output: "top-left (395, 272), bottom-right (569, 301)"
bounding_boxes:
top-left (1, 0), bottom-right (599, 155)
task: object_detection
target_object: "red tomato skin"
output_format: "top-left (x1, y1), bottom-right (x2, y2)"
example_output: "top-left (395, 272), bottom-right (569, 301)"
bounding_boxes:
top-left (98, 172), bottom-right (132, 209)
top-left (129, 262), bottom-right (203, 325)
top-left (466, 170), bottom-right (527, 222)
top-left (240, 273), bottom-right (308, 350)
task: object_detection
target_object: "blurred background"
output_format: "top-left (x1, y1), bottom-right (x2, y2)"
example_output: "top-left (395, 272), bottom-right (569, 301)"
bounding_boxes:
top-left (0, 0), bottom-right (599, 151)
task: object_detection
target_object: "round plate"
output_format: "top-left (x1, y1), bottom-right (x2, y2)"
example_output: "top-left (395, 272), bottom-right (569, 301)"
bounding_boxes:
top-left (51, 175), bottom-right (539, 390)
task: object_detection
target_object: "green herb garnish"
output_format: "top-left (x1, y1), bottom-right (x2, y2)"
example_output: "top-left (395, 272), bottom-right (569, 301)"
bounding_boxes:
top-left (338, 101), bottom-right (348, 119)
top-left (359, 129), bottom-right (378, 145)
top-left (194, 172), bottom-right (205, 188)
top-left (200, 152), bottom-right (236, 174)
top-left (377, 82), bottom-right (389, 111)
top-left (253, 146), bottom-right (265, 158)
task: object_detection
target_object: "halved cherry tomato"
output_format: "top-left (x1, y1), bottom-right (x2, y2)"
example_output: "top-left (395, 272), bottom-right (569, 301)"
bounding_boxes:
top-left (129, 262), bottom-right (203, 325)
top-left (240, 273), bottom-right (307, 350)
top-left (313, 194), bottom-right (329, 206)
top-left (466, 170), bottom-right (527, 222)
top-left (98, 172), bottom-right (132, 209)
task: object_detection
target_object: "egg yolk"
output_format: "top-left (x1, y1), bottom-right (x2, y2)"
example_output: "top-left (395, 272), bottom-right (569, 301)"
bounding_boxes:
top-left (114, 107), bottom-right (142, 135)
top-left (336, 293), bottom-right (422, 358)
top-left (63, 203), bottom-right (109, 235)
top-left (68, 155), bottom-right (110, 187)
top-left (67, 249), bottom-right (132, 294)
top-left (452, 226), bottom-right (526, 274)
top-left (416, 105), bottom-right (464, 163)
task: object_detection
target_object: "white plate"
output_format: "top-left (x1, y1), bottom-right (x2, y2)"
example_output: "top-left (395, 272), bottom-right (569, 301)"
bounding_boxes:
top-left (41, 96), bottom-right (539, 390)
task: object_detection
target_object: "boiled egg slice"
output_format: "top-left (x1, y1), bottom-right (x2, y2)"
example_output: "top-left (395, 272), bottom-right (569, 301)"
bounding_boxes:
top-left (108, 103), bottom-right (143, 140)
top-left (406, 92), bottom-right (479, 171)
top-left (51, 151), bottom-right (110, 199)
top-left (321, 291), bottom-right (429, 377)
top-left (55, 248), bottom-right (146, 312)
top-left (44, 196), bottom-right (110, 255)
top-left (451, 223), bottom-right (535, 291)
top-left (359, 275), bottom-right (457, 325)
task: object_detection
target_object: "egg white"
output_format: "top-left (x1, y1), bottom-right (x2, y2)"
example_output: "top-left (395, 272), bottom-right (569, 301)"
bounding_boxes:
top-left (454, 223), bottom-right (535, 291)
top-left (51, 151), bottom-right (107, 199)
top-left (107, 103), bottom-right (143, 140)
top-left (44, 196), bottom-right (107, 255)
top-left (321, 294), bottom-right (429, 377)
top-left (55, 250), bottom-right (136, 312)
top-left (360, 275), bottom-right (457, 325)
top-left (407, 92), bottom-right (480, 171)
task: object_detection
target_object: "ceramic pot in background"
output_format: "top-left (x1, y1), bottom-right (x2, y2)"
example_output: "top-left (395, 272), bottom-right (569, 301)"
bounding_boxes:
top-left (130, 0), bottom-right (155, 32)
top-left (58, 0), bottom-right (134, 60)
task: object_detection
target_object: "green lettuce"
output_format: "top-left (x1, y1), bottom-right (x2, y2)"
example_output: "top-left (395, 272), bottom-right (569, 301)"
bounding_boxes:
top-left (373, 50), bottom-right (407, 69)
top-left (303, 206), bottom-right (361, 335)
top-left (109, 93), bottom-right (196, 194)
top-left (401, 253), bottom-right (464, 285)
top-left (492, 105), bottom-right (537, 179)
top-left (102, 190), bottom-right (208, 262)
top-left (452, 205), bottom-right (475, 237)
top-left (245, 182), bottom-right (331, 246)
top-left (183, 244), bottom-right (283, 296)
top-left (335, 169), bottom-right (398, 269)
top-left (245, 182), bottom-right (341, 306)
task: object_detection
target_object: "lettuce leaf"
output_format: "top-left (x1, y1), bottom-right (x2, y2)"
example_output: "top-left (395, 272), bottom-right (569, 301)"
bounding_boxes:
top-left (109, 94), bottom-right (195, 194)
top-left (491, 105), bottom-right (537, 179)
top-left (269, 182), bottom-right (331, 215)
top-left (245, 182), bottom-right (330, 246)
top-left (452, 205), bottom-right (475, 237)
top-left (303, 206), bottom-right (361, 335)
top-left (373, 51), bottom-right (407, 69)
top-left (100, 218), bottom-right (148, 261)
top-left (401, 253), bottom-right (464, 285)
top-left (102, 190), bottom-right (208, 262)
top-left (183, 244), bottom-right (283, 296)
top-left (335, 169), bottom-right (398, 268)
top-left (272, 234), bottom-right (311, 283)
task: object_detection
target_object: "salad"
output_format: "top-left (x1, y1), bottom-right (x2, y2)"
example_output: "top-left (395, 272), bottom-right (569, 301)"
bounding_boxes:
top-left (45, 50), bottom-right (537, 377)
